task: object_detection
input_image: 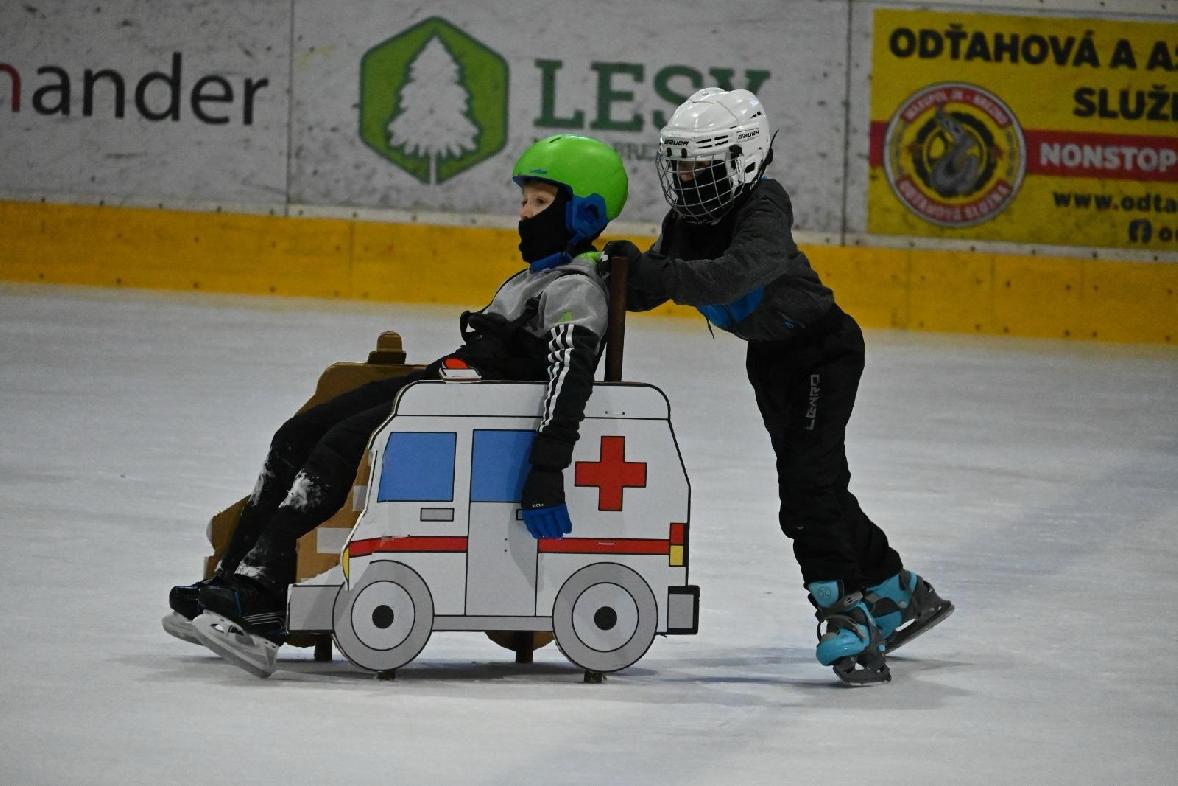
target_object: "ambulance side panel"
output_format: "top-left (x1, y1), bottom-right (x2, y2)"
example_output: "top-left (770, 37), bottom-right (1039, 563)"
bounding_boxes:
top-left (564, 417), bottom-right (689, 540)
top-left (350, 419), bottom-right (472, 544)
top-left (537, 556), bottom-right (690, 632)
top-left (344, 381), bottom-right (691, 626)
top-left (346, 553), bottom-right (468, 616)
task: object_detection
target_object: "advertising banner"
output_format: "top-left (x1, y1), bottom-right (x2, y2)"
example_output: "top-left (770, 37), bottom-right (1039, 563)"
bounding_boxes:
top-left (868, 8), bottom-right (1178, 251)
top-left (0, 1), bottom-right (289, 206)
top-left (289, 0), bottom-right (848, 228)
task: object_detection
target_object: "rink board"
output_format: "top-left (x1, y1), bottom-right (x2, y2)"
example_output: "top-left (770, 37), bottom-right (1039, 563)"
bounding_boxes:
top-left (1, 199), bottom-right (1175, 344)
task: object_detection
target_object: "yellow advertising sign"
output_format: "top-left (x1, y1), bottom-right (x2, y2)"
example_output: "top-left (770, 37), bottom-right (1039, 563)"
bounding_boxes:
top-left (869, 9), bottom-right (1177, 252)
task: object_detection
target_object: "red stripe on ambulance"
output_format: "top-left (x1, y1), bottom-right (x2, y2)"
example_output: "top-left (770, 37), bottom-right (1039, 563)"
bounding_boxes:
top-left (538, 538), bottom-right (669, 555)
top-left (351, 528), bottom-right (686, 560)
top-left (349, 536), bottom-right (468, 556)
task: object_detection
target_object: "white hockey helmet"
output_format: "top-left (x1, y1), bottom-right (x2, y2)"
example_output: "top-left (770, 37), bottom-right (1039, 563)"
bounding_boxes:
top-left (656, 87), bottom-right (774, 224)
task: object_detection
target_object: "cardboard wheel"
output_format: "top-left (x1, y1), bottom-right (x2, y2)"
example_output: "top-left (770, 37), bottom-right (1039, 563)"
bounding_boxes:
top-left (332, 561), bottom-right (433, 672)
top-left (552, 563), bottom-right (657, 673)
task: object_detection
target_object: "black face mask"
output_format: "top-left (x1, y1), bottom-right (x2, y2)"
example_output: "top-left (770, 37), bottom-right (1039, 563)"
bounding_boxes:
top-left (518, 189), bottom-right (572, 263)
top-left (672, 161), bottom-right (735, 223)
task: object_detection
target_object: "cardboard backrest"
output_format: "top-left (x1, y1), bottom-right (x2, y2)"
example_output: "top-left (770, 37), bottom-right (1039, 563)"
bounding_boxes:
top-left (202, 331), bottom-right (422, 581)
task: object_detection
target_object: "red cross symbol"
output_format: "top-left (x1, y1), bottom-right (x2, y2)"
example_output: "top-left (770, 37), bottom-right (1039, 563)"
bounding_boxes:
top-left (574, 435), bottom-right (647, 511)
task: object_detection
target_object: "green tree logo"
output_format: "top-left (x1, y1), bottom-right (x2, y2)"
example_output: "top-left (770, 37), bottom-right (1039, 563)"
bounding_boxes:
top-left (360, 17), bottom-right (509, 184)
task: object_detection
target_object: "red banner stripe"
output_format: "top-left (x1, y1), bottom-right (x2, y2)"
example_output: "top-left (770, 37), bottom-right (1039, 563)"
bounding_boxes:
top-left (869, 121), bottom-right (887, 168)
top-left (538, 538), bottom-right (670, 555)
top-left (869, 121), bottom-right (1177, 182)
top-left (1023, 129), bottom-right (1178, 182)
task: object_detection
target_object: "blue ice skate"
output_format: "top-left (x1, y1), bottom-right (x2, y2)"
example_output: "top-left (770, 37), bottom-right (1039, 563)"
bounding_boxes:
top-left (808, 580), bottom-right (890, 685)
top-left (865, 570), bottom-right (954, 654)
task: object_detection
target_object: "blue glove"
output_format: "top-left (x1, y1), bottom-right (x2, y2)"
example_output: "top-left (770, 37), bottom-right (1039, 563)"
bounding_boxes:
top-left (521, 504), bottom-right (573, 539)
top-left (521, 467), bottom-right (572, 539)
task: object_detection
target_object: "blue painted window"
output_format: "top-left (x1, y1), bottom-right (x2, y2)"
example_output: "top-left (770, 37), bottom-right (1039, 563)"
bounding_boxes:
top-left (470, 430), bottom-right (535, 503)
top-left (378, 432), bottom-right (456, 502)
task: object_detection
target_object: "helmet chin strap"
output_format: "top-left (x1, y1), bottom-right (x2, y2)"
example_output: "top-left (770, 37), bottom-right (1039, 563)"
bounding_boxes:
top-left (751, 130), bottom-right (778, 182)
top-left (528, 194), bottom-right (607, 272)
top-left (528, 250), bottom-right (568, 272)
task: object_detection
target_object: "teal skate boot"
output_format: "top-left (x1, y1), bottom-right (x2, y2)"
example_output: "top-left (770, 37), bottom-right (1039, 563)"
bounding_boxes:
top-left (865, 570), bottom-right (954, 653)
top-left (807, 580), bottom-right (890, 685)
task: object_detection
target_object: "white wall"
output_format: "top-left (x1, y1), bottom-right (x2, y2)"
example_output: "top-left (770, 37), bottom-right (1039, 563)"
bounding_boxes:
top-left (0, 1), bottom-right (289, 207)
top-left (0, 0), bottom-right (1172, 253)
top-left (286, 0), bottom-right (846, 230)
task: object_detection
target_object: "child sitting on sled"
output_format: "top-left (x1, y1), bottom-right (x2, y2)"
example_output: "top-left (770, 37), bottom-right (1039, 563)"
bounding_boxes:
top-left (163, 134), bottom-right (629, 677)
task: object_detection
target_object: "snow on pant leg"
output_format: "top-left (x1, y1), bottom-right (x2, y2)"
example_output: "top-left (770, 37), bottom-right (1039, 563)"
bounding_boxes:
top-left (745, 312), bottom-right (899, 589)
top-left (222, 370), bottom-right (429, 576)
top-left (236, 369), bottom-right (439, 588)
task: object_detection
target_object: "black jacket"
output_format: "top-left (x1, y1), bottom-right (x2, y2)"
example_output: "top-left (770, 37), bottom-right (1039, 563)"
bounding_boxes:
top-left (627, 178), bottom-right (834, 341)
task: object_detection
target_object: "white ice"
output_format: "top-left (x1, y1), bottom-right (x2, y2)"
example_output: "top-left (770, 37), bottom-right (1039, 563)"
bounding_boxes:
top-left (1, 283), bottom-right (1176, 785)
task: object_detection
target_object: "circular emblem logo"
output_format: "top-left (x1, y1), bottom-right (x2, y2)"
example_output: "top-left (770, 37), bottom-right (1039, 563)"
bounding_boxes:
top-left (883, 83), bottom-right (1026, 227)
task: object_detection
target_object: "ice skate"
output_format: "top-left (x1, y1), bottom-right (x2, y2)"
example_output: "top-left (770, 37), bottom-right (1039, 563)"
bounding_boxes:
top-left (193, 575), bottom-right (286, 678)
top-left (865, 570), bottom-right (954, 654)
top-left (808, 580), bottom-right (890, 685)
top-left (191, 612), bottom-right (281, 678)
top-left (161, 611), bottom-right (202, 645)
top-left (161, 575), bottom-right (224, 645)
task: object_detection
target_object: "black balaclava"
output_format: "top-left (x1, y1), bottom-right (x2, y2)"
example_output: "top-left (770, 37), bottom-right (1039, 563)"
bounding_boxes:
top-left (518, 186), bottom-right (572, 264)
top-left (672, 160), bottom-right (735, 223)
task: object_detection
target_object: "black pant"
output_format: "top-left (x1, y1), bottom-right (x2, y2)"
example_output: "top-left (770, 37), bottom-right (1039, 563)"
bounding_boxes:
top-left (745, 307), bottom-right (902, 590)
top-left (222, 365), bottom-right (437, 587)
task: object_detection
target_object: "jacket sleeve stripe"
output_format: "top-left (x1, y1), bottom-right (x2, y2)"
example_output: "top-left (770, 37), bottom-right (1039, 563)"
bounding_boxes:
top-left (530, 322), bottom-right (600, 470)
top-left (541, 323), bottom-right (574, 431)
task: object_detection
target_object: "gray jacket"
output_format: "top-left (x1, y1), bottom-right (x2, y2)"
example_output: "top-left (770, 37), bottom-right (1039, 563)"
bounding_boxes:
top-left (483, 253), bottom-right (609, 341)
top-left (455, 252), bottom-right (607, 470)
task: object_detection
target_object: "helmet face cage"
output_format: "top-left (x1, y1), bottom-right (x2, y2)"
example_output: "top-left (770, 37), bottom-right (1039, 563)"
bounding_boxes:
top-left (656, 149), bottom-right (741, 224)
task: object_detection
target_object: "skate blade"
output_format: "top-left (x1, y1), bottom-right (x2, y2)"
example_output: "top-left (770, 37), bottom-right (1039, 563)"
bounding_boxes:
top-left (833, 656), bottom-right (891, 686)
top-left (885, 600), bottom-right (955, 654)
top-left (161, 611), bottom-right (202, 646)
top-left (192, 612), bottom-right (278, 678)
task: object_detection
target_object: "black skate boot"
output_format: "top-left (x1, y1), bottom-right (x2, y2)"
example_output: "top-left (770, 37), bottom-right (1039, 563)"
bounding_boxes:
top-left (865, 570), bottom-right (954, 654)
top-left (193, 574), bottom-right (287, 678)
top-left (808, 580), bottom-right (891, 686)
top-left (162, 574), bottom-right (225, 645)
top-left (166, 498), bottom-right (273, 647)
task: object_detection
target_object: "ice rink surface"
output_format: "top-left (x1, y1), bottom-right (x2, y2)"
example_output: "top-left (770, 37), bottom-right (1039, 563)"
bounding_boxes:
top-left (1, 283), bottom-right (1176, 785)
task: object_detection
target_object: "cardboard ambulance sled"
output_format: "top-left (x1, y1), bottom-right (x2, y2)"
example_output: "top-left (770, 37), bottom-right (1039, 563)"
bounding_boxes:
top-left (287, 378), bottom-right (700, 679)
top-left (202, 328), bottom-right (700, 679)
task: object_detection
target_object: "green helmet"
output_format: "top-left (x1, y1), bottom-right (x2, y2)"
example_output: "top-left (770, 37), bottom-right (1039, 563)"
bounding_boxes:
top-left (512, 134), bottom-right (628, 242)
